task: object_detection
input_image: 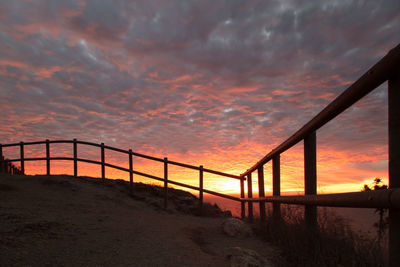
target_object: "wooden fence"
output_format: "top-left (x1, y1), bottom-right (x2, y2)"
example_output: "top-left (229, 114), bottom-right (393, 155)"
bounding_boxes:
top-left (0, 139), bottom-right (244, 209)
top-left (239, 43), bottom-right (400, 266)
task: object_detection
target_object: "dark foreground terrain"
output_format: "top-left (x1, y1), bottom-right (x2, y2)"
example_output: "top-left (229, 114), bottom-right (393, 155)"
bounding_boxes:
top-left (0, 174), bottom-right (277, 266)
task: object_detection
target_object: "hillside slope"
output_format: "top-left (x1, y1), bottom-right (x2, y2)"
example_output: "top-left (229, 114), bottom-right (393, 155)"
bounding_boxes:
top-left (0, 174), bottom-right (277, 266)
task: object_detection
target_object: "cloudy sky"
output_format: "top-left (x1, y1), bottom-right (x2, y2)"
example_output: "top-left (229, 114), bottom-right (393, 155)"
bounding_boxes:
top-left (1, 0), bottom-right (399, 194)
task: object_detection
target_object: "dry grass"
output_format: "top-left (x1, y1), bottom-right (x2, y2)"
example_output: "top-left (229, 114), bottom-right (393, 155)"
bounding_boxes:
top-left (254, 205), bottom-right (387, 267)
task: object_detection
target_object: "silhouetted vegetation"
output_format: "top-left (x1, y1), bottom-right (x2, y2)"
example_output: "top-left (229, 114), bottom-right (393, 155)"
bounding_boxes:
top-left (0, 156), bottom-right (22, 175)
top-left (362, 177), bottom-right (388, 191)
top-left (255, 205), bottom-right (386, 267)
top-left (362, 177), bottom-right (389, 243)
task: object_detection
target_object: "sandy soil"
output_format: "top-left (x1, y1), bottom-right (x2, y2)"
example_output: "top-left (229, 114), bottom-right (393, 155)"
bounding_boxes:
top-left (0, 174), bottom-right (278, 266)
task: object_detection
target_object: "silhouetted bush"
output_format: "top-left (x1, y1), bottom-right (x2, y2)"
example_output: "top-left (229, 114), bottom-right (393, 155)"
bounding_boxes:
top-left (255, 205), bottom-right (386, 267)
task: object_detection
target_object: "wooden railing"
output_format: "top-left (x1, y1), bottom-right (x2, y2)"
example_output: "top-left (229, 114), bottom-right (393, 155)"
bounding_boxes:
top-left (0, 139), bottom-right (245, 209)
top-left (240, 43), bottom-right (400, 266)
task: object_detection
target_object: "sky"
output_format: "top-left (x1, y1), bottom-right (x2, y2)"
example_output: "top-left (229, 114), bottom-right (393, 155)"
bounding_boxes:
top-left (0, 0), bottom-right (399, 196)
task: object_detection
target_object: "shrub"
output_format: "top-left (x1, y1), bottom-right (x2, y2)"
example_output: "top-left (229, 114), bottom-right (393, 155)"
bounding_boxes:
top-left (254, 205), bottom-right (386, 267)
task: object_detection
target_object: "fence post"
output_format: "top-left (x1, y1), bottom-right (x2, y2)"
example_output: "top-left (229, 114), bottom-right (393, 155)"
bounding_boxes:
top-left (129, 149), bottom-right (133, 194)
top-left (388, 72), bottom-right (400, 267)
top-left (304, 132), bottom-right (317, 231)
top-left (164, 157), bottom-right (168, 209)
top-left (101, 143), bottom-right (105, 180)
top-left (46, 139), bottom-right (50, 175)
top-left (0, 144), bottom-right (3, 173)
top-left (257, 165), bottom-right (266, 221)
top-left (240, 177), bottom-right (245, 218)
top-left (19, 142), bottom-right (24, 175)
top-left (199, 165), bottom-right (203, 208)
top-left (247, 172), bottom-right (253, 221)
top-left (73, 139), bottom-right (77, 177)
top-left (273, 154), bottom-right (281, 220)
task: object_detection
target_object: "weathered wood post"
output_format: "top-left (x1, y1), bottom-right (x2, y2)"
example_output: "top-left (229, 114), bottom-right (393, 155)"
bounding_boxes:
top-left (73, 139), bottom-right (77, 177)
top-left (240, 176), bottom-right (245, 218)
top-left (20, 142), bottom-right (24, 174)
top-left (46, 139), bottom-right (50, 175)
top-left (273, 154), bottom-right (281, 220)
top-left (101, 143), bottom-right (105, 180)
top-left (304, 132), bottom-right (317, 231)
top-left (257, 165), bottom-right (266, 221)
top-left (199, 165), bottom-right (204, 208)
top-left (388, 72), bottom-right (400, 267)
top-left (164, 157), bottom-right (168, 209)
top-left (129, 149), bottom-right (133, 194)
top-left (0, 144), bottom-right (3, 173)
top-left (247, 172), bottom-right (253, 221)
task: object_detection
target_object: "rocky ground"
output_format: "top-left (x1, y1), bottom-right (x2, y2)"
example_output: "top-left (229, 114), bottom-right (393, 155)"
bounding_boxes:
top-left (0, 174), bottom-right (279, 266)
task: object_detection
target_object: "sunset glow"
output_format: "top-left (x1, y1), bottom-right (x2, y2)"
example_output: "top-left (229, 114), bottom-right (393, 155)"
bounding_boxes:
top-left (1, 1), bottom-right (399, 196)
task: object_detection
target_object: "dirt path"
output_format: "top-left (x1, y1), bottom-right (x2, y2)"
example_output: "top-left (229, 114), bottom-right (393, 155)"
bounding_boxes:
top-left (0, 174), bottom-right (277, 266)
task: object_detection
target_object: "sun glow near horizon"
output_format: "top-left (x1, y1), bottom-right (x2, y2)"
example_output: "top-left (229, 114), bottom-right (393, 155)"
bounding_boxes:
top-left (7, 142), bottom-right (387, 197)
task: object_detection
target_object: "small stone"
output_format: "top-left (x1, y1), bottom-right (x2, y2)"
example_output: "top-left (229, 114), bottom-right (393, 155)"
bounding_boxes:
top-left (226, 247), bottom-right (271, 267)
top-left (222, 218), bottom-right (252, 237)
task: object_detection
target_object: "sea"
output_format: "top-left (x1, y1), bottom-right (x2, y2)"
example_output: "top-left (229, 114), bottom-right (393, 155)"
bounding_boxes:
top-left (203, 194), bottom-right (385, 237)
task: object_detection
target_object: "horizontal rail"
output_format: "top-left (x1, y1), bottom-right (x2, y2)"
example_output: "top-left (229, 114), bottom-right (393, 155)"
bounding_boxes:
top-left (103, 144), bottom-right (130, 154)
top-left (21, 141), bottom-right (46, 146)
top-left (132, 169), bottom-right (164, 183)
top-left (2, 157), bottom-right (76, 162)
top-left (2, 158), bottom-right (24, 163)
top-left (166, 159), bottom-right (200, 170)
top-left (167, 159), bottom-right (243, 180)
top-left (167, 179), bottom-right (200, 191)
top-left (241, 189), bottom-right (400, 210)
top-left (1, 142), bottom-right (23, 147)
top-left (77, 140), bottom-right (102, 148)
top-left (49, 156), bottom-right (74, 161)
top-left (243, 43), bottom-right (400, 176)
top-left (49, 140), bottom-right (74, 144)
top-left (104, 162), bottom-right (130, 172)
top-left (24, 157), bottom-right (47, 161)
top-left (203, 188), bottom-right (241, 202)
top-left (1, 140), bottom-right (74, 147)
top-left (132, 151), bottom-right (164, 162)
top-left (203, 167), bottom-right (242, 180)
top-left (79, 158), bottom-right (102, 166)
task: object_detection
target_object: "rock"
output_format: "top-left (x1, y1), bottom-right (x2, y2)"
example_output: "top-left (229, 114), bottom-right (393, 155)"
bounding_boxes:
top-left (222, 218), bottom-right (252, 237)
top-left (226, 247), bottom-right (271, 267)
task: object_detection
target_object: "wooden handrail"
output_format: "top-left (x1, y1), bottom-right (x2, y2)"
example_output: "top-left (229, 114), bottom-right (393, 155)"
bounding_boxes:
top-left (242, 43), bottom-right (400, 177)
top-left (240, 189), bottom-right (400, 210)
top-left (236, 43), bottom-right (400, 266)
